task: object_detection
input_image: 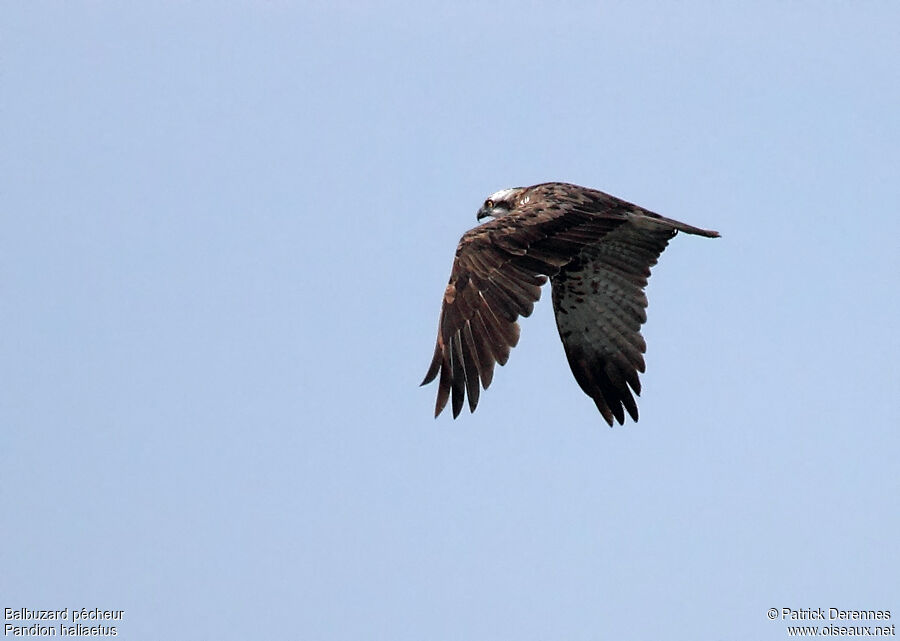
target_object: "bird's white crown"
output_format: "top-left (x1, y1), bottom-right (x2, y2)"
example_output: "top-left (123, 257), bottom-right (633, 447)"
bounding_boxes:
top-left (486, 188), bottom-right (519, 203)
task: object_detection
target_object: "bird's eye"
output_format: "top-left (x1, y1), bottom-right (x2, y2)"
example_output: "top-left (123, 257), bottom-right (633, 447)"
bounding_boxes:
top-left (485, 199), bottom-right (494, 209)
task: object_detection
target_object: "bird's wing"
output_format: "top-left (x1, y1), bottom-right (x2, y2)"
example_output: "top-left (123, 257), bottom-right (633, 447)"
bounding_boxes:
top-left (421, 197), bottom-right (626, 418)
top-left (551, 214), bottom-right (701, 426)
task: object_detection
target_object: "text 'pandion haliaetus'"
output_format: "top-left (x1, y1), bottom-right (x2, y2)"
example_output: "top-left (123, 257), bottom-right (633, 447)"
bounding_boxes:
top-left (421, 182), bottom-right (719, 426)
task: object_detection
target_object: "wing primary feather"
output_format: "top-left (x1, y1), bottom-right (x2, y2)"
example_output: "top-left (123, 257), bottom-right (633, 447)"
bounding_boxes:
top-left (604, 361), bottom-right (639, 422)
top-left (434, 351), bottom-right (451, 418)
top-left (449, 333), bottom-right (467, 418)
top-left (460, 323), bottom-right (481, 412)
top-left (421, 337), bottom-right (442, 386)
top-left (591, 395), bottom-right (616, 427)
top-left (470, 312), bottom-right (495, 388)
top-left (622, 363), bottom-right (642, 395)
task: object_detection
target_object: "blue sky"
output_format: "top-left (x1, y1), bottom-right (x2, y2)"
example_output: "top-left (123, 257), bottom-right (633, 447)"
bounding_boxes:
top-left (3, 2), bottom-right (898, 639)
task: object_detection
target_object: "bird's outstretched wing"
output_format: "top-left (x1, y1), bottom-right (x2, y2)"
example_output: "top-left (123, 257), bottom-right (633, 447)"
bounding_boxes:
top-left (421, 187), bottom-right (629, 418)
top-left (551, 211), bottom-right (719, 425)
top-left (551, 223), bottom-right (671, 426)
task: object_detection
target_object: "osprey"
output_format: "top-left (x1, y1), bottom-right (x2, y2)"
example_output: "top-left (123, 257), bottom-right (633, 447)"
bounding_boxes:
top-left (421, 182), bottom-right (719, 426)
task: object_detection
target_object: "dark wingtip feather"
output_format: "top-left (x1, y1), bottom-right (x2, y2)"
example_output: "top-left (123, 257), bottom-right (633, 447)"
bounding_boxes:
top-left (592, 396), bottom-right (615, 427)
top-left (433, 354), bottom-right (451, 417)
top-left (624, 400), bottom-right (639, 423)
top-left (421, 341), bottom-right (442, 386)
top-left (449, 336), bottom-right (466, 418)
top-left (608, 397), bottom-right (625, 425)
top-left (460, 325), bottom-right (481, 413)
top-left (451, 392), bottom-right (463, 418)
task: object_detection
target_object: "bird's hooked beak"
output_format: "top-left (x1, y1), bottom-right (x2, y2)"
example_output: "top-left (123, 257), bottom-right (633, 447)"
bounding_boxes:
top-left (476, 206), bottom-right (493, 221)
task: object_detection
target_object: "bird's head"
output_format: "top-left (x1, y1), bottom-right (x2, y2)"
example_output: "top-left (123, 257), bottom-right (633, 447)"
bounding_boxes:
top-left (476, 187), bottom-right (526, 221)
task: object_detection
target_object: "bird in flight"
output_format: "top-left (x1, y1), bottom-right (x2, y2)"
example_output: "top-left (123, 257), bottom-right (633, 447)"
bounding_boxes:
top-left (421, 182), bottom-right (719, 426)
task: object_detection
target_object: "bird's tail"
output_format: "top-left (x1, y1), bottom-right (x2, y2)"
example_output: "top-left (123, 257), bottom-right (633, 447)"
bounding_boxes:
top-left (628, 210), bottom-right (721, 238)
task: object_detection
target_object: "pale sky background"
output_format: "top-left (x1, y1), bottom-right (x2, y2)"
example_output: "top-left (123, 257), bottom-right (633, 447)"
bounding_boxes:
top-left (3, 2), bottom-right (899, 639)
